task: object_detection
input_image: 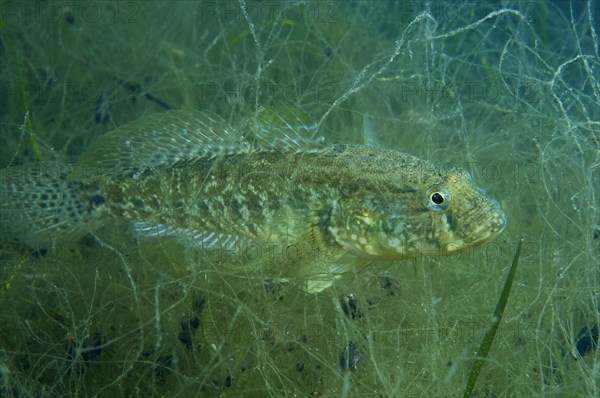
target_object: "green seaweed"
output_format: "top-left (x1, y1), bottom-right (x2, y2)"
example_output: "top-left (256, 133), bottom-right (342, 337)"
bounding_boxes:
top-left (463, 237), bottom-right (524, 398)
top-left (0, 17), bottom-right (43, 161)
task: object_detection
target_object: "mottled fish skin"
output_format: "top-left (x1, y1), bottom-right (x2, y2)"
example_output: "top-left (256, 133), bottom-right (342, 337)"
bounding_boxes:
top-left (0, 108), bottom-right (507, 291)
top-left (100, 144), bottom-right (505, 259)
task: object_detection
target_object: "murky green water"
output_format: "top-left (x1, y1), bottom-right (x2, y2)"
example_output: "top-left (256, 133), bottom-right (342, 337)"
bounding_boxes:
top-left (1, 1), bottom-right (598, 396)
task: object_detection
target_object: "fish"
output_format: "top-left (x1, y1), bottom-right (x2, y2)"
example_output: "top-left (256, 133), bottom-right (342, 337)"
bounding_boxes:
top-left (0, 107), bottom-right (507, 293)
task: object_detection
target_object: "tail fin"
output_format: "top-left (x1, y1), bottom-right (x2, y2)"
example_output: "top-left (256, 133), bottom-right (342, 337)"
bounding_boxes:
top-left (0, 162), bottom-right (106, 247)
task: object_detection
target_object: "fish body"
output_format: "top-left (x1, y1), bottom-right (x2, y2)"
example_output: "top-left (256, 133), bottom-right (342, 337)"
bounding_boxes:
top-left (0, 108), bottom-right (507, 292)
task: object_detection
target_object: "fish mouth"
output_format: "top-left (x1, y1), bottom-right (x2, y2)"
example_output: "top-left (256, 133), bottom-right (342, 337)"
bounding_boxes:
top-left (481, 208), bottom-right (508, 239)
top-left (445, 208), bottom-right (507, 253)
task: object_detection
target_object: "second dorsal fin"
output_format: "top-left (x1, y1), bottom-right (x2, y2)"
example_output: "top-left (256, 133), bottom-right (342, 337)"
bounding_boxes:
top-left (243, 106), bottom-right (326, 151)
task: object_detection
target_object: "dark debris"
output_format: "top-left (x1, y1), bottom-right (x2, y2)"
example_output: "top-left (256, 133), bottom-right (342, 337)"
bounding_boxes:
top-left (341, 294), bottom-right (363, 320)
top-left (339, 341), bottom-right (360, 372)
top-left (154, 354), bottom-right (173, 385)
top-left (178, 296), bottom-right (204, 349)
top-left (225, 374), bottom-right (233, 387)
top-left (379, 271), bottom-right (401, 296)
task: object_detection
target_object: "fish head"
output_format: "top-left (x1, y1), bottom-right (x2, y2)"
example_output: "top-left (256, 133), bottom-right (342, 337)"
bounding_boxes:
top-left (420, 166), bottom-right (507, 256)
top-left (330, 164), bottom-right (507, 259)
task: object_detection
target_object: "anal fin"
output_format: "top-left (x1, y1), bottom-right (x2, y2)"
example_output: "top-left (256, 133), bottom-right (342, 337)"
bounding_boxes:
top-left (134, 222), bottom-right (245, 252)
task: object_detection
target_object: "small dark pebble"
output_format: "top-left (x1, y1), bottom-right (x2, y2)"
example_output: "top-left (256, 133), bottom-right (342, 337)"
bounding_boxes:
top-left (154, 355), bottom-right (172, 385)
top-left (225, 375), bottom-right (233, 387)
top-left (379, 271), bottom-right (401, 296)
top-left (179, 312), bottom-right (201, 348)
top-left (30, 247), bottom-right (48, 258)
top-left (339, 341), bottom-right (360, 372)
top-left (341, 294), bottom-right (363, 320)
top-left (181, 315), bottom-right (201, 331)
top-left (181, 316), bottom-right (191, 331)
top-left (193, 296), bottom-right (206, 314)
top-left (190, 316), bottom-right (201, 329)
top-left (178, 331), bottom-right (193, 349)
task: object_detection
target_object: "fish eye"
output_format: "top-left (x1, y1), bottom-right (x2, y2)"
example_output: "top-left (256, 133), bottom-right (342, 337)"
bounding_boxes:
top-left (426, 188), bottom-right (451, 211)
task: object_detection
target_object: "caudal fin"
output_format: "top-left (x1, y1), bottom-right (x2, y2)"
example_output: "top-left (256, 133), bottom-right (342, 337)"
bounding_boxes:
top-left (0, 162), bottom-right (106, 247)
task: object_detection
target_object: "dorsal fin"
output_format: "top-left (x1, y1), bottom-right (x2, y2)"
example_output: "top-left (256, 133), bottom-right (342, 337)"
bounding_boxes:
top-left (76, 110), bottom-right (249, 174)
top-left (243, 106), bottom-right (326, 151)
top-left (76, 107), bottom-right (326, 176)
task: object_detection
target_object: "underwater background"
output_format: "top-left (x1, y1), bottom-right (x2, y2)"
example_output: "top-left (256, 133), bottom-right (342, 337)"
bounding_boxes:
top-left (0, 1), bottom-right (599, 396)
